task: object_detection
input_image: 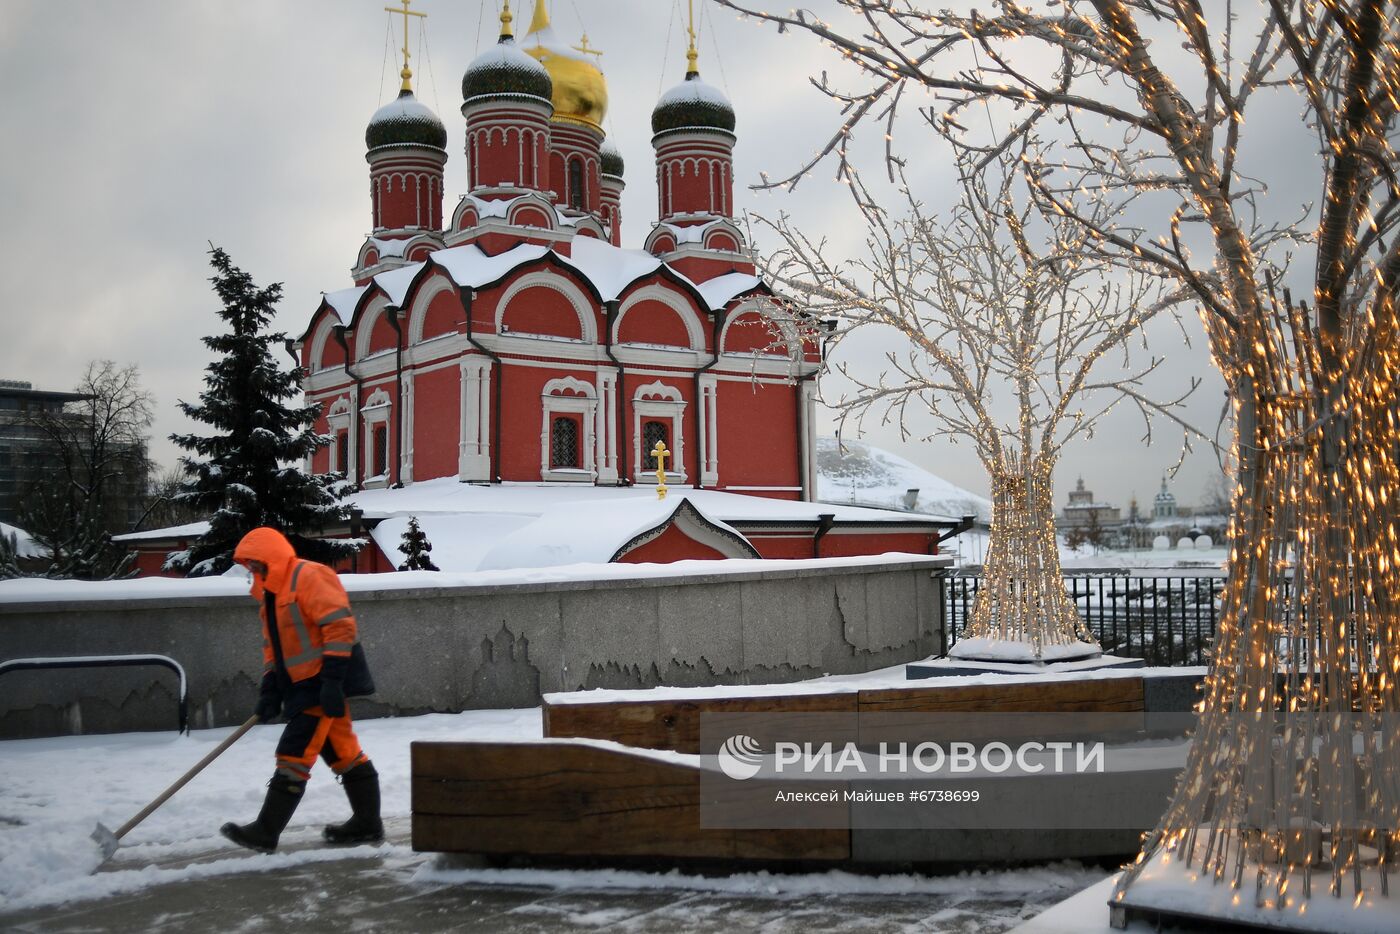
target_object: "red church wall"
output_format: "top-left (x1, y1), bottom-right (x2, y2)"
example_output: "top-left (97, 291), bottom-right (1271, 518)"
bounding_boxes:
top-left (819, 531), bottom-right (936, 558)
top-left (366, 309), bottom-right (398, 355)
top-left (723, 313), bottom-right (783, 354)
top-left (617, 299), bottom-right (693, 348)
top-left (617, 523), bottom-right (728, 563)
top-left (419, 290), bottom-right (460, 341)
top-left (512, 206), bottom-right (553, 228)
top-left (499, 286), bottom-right (583, 339)
top-left (666, 254), bottom-right (754, 284)
top-left (319, 330), bottom-right (348, 369)
top-left (412, 365), bottom-right (460, 480)
top-left (716, 379), bottom-right (800, 489)
top-left (743, 532), bottom-right (936, 560)
top-left (498, 365), bottom-right (599, 480)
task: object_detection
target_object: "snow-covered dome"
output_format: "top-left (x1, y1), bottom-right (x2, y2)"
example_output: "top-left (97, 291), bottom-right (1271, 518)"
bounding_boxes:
top-left (600, 138), bottom-right (624, 179)
top-left (462, 36), bottom-right (553, 105)
top-left (366, 88), bottom-right (447, 151)
top-left (652, 73), bottom-right (736, 135)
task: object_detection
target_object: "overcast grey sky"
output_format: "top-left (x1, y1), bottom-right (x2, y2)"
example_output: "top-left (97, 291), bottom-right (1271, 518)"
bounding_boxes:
top-left (0, 1), bottom-right (1246, 512)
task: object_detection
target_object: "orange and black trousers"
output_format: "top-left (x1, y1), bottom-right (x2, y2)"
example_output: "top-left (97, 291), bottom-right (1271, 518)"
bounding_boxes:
top-left (275, 704), bottom-right (369, 782)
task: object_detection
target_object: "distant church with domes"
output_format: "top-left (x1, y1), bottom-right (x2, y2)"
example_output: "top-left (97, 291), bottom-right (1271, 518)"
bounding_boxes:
top-left (297, 0), bottom-right (819, 497)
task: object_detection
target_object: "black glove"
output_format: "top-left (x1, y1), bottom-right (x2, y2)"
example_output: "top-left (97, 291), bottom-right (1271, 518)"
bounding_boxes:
top-left (254, 672), bottom-right (282, 723)
top-left (319, 654), bottom-right (349, 718)
top-left (319, 678), bottom-right (346, 718)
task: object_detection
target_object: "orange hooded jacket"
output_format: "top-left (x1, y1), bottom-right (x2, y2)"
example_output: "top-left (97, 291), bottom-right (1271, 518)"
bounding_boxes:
top-left (234, 528), bottom-right (358, 685)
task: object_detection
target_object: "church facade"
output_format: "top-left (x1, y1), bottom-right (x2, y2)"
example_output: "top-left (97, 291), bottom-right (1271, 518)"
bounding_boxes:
top-left (297, 3), bottom-right (820, 501)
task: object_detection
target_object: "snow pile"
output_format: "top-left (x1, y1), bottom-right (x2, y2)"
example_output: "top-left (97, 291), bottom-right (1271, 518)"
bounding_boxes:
top-left (416, 861), bottom-right (1105, 900)
top-left (1114, 850), bottom-right (1400, 933)
top-left (948, 637), bottom-right (1102, 663)
top-left (0, 521), bottom-right (44, 559)
top-left (816, 437), bottom-right (990, 521)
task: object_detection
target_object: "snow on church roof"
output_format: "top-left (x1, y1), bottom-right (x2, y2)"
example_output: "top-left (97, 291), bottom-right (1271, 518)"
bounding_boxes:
top-left (321, 236), bottom-right (765, 328)
top-left (472, 495), bottom-right (750, 571)
top-left (696, 272), bottom-right (765, 310)
top-left (358, 480), bottom-right (944, 573)
top-left (556, 236), bottom-right (662, 301)
top-left (322, 285), bottom-right (370, 325)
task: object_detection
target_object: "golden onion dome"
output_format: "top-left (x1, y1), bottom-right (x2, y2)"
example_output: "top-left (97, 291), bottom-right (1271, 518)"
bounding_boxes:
top-left (524, 1), bottom-right (607, 131)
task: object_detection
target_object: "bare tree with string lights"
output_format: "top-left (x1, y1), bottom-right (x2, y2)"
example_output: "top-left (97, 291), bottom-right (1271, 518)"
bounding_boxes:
top-left (759, 145), bottom-right (1195, 662)
top-left (715, 0), bottom-right (1400, 926)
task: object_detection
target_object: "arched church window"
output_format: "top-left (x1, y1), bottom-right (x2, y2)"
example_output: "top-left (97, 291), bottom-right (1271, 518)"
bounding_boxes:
top-left (643, 420), bottom-right (669, 470)
top-left (372, 425), bottom-right (389, 478)
top-left (550, 416), bottom-right (580, 469)
top-left (569, 158), bottom-right (585, 211)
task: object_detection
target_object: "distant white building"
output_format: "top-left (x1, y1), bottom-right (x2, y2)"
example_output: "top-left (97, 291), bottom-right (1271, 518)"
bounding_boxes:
top-left (1153, 475), bottom-right (1178, 520)
top-left (1061, 477), bottom-right (1122, 532)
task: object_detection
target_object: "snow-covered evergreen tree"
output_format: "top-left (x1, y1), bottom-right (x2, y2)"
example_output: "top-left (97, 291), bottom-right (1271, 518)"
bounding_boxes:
top-left (397, 516), bottom-right (439, 571)
top-left (167, 247), bottom-right (358, 576)
top-left (0, 530), bottom-right (21, 580)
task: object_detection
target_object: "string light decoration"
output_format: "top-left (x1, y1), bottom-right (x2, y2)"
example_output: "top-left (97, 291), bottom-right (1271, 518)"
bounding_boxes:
top-left (715, 0), bottom-right (1400, 924)
top-left (756, 146), bottom-right (1197, 661)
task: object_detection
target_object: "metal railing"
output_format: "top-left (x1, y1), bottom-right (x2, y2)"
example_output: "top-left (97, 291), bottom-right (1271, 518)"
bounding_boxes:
top-left (0, 654), bottom-right (189, 733)
top-left (942, 571), bottom-right (1226, 666)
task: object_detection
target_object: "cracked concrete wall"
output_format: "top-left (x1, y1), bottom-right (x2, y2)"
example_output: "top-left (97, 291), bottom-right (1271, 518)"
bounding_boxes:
top-left (0, 557), bottom-right (948, 738)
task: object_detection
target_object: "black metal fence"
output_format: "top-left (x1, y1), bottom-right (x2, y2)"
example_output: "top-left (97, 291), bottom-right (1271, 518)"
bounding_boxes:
top-left (942, 572), bottom-right (1225, 666)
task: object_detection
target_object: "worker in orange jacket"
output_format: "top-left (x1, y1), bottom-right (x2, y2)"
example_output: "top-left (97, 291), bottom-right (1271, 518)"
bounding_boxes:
top-left (221, 527), bottom-right (382, 853)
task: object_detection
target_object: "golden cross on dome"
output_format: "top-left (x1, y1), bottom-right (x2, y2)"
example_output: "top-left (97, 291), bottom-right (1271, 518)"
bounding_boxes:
top-left (651, 441), bottom-right (670, 499)
top-left (572, 32), bottom-right (603, 58)
top-left (686, 0), bottom-right (699, 75)
top-left (499, 0), bottom-right (514, 39)
top-left (384, 0), bottom-right (427, 92)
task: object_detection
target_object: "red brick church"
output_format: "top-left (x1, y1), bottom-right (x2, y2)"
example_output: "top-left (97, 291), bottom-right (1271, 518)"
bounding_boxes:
top-left (300, 2), bottom-right (816, 497)
top-left (122, 2), bottom-right (961, 575)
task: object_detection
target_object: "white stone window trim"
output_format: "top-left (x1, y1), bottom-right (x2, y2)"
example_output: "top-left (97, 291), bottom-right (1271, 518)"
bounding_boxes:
top-left (632, 381), bottom-right (687, 484)
top-left (540, 376), bottom-right (597, 483)
top-left (361, 388), bottom-right (393, 489)
top-left (326, 396), bottom-right (354, 478)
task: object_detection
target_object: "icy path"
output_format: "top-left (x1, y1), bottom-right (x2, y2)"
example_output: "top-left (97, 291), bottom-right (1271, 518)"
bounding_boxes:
top-left (0, 709), bottom-right (1106, 931)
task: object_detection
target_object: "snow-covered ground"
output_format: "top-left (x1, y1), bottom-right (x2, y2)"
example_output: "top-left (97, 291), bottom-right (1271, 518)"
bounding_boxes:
top-left (0, 708), bottom-right (539, 912)
top-left (816, 437), bottom-right (991, 521)
top-left (0, 705), bottom-right (1109, 931)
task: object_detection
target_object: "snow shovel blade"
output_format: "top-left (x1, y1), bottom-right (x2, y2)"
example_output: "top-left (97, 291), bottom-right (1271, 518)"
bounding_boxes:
top-left (92, 821), bottom-right (120, 860)
top-left (88, 714), bottom-right (260, 871)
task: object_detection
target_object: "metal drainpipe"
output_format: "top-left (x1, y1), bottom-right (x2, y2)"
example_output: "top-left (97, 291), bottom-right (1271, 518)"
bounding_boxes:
top-left (795, 367), bottom-right (818, 502)
top-left (934, 514), bottom-right (977, 553)
top-left (333, 326), bottom-right (363, 488)
top-left (693, 310), bottom-right (724, 490)
top-left (603, 300), bottom-right (628, 485)
top-left (813, 512), bottom-right (836, 558)
top-left (458, 289), bottom-right (503, 482)
top-left (387, 308), bottom-right (404, 488)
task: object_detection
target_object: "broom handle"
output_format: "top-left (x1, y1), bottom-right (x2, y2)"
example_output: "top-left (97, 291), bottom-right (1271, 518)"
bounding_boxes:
top-left (114, 715), bottom-right (261, 841)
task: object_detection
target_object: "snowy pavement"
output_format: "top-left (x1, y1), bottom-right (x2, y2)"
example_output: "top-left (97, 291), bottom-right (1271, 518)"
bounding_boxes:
top-left (0, 708), bottom-right (1108, 932)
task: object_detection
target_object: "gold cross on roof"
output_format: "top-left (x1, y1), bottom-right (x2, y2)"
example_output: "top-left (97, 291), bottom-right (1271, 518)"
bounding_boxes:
top-left (385, 0), bottom-right (427, 92)
top-left (572, 32), bottom-right (603, 58)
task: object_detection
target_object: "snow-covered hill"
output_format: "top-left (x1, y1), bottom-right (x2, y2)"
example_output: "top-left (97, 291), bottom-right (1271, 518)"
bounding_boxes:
top-left (815, 437), bottom-right (991, 521)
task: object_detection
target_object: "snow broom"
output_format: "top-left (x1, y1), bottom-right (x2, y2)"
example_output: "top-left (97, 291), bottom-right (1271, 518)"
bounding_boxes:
top-left (92, 714), bottom-right (259, 865)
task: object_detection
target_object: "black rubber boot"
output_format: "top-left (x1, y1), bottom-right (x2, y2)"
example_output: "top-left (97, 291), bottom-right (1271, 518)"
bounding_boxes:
top-left (323, 761), bottom-right (384, 845)
top-left (220, 774), bottom-right (305, 853)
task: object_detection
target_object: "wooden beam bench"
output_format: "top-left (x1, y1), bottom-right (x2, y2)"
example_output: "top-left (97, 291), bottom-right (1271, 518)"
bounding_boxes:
top-left (411, 740), bottom-right (848, 863)
top-left (544, 675), bottom-right (1153, 753)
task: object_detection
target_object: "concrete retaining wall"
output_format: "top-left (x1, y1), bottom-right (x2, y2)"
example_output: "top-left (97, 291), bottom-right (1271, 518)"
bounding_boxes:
top-left (0, 557), bottom-right (949, 738)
